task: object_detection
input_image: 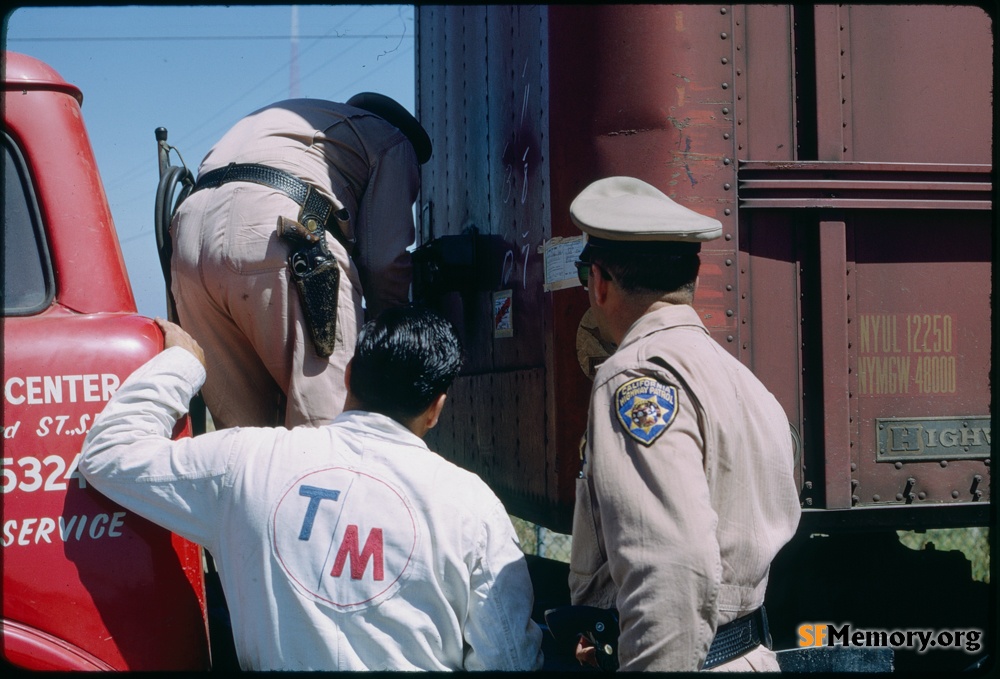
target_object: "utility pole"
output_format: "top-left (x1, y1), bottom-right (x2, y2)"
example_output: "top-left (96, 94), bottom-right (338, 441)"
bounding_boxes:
top-left (289, 5), bottom-right (300, 98)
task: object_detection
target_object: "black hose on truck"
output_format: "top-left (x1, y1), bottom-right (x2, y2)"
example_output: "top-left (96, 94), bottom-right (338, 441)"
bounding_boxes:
top-left (154, 127), bottom-right (194, 323)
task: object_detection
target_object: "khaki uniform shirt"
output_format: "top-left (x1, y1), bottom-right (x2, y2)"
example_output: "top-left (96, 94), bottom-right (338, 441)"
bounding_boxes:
top-left (569, 304), bottom-right (801, 671)
top-left (198, 98), bottom-right (418, 316)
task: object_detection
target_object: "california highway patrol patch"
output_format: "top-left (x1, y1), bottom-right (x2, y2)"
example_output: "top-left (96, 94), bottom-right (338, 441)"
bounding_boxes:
top-left (614, 377), bottom-right (678, 446)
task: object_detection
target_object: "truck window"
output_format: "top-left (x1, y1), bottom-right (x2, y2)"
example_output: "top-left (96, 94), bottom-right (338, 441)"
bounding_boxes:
top-left (3, 137), bottom-right (53, 315)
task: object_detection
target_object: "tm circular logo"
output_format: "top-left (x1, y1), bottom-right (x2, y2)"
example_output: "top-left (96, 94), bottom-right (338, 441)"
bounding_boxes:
top-left (271, 466), bottom-right (417, 609)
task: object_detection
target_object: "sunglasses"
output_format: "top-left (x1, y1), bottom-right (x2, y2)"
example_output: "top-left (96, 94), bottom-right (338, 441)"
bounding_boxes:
top-left (574, 260), bottom-right (591, 289)
top-left (575, 259), bottom-right (611, 290)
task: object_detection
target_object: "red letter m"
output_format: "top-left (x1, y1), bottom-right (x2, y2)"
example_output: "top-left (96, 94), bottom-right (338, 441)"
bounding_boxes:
top-left (331, 525), bottom-right (384, 581)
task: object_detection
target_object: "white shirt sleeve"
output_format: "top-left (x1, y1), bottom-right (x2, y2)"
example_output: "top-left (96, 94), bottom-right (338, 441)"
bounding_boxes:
top-left (462, 500), bottom-right (544, 671)
top-left (78, 347), bottom-right (233, 551)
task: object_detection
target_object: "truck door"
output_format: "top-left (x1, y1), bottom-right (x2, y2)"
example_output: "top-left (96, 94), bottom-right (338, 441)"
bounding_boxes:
top-left (2, 52), bottom-right (210, 671)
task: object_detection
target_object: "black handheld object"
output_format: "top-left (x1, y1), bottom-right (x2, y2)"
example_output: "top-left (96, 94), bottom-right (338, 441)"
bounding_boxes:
top-left (544, 605), bottom-right (620, 672)
top-left (278, 216), bottom-right (340, 358)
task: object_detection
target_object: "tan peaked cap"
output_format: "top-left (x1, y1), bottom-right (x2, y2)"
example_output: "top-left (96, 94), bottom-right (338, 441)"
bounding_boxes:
top-left (569, 176), bottom-right (722, 242)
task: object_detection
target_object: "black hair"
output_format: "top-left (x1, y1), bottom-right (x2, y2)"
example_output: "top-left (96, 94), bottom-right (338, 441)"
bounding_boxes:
top-left (349, 306), bottom-right (464, 422)
top-left (585, 240), bottom-right (701, 294)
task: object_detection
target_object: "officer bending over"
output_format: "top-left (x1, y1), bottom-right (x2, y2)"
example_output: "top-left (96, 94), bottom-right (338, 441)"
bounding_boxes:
top-left (79, 307), bottom-right (543, 671)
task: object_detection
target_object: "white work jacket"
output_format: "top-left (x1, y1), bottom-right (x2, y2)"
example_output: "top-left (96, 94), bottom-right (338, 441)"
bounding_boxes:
top-left (79, 347), bottom-right (543, 671)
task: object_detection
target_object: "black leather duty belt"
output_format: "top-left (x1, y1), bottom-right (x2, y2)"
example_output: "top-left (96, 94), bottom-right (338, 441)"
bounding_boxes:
top-left (192, 163), bottom-right (353, 250)
top-left (703, 607), bottom-right (771, 669)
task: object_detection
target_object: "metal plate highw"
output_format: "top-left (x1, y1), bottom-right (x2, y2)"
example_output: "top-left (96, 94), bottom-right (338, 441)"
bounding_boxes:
top-left (876, 416), bottom-right (991, 462)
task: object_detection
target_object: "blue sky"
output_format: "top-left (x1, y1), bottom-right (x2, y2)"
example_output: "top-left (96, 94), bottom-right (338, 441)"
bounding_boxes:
top-left (4, 4), bottom-right (416, 318)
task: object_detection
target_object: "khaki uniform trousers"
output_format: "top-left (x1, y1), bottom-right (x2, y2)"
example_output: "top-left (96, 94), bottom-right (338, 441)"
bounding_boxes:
top-left (170, 183), bottom-right (363, 429)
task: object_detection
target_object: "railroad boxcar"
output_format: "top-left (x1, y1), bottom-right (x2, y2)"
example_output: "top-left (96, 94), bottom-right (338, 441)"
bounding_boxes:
top-left (412, 5), bottom-right (993, 672)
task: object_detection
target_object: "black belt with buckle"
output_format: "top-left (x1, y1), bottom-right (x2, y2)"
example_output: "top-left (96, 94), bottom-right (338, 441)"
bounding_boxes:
top-left (703, 607), bottom-right (771, 669)
top-left (192, 162), bottom-right (353, 250)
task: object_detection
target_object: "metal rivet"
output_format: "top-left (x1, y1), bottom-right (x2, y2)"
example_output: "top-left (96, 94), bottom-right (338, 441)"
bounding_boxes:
top-left (940, 460), bottom-right (948, 468)
top-left (721, 32), bottom-right (728, 39)
top-left (804, 498), bottom-right (813, 506)
top-left (723, 158), bottom-right (731, 165)
top-left (723, 133), bottom-right (730, 139)
top-left (725, 258), bottom-right (733, 266)
top-left (722, 107), bottom-right (730, 114)
top-left (873, 495), bottom-right (880, 502)
top-left (896, 493), bottom-right (904, 501)
top-left (722, 57), bottom-right (729, 64)
top-left (726, 309), bottom-right (734, 317)
top-left (727, 335), bottom-right (734, 342)
top-left (720, 7), bottom-right (727, 14)
top-left (894, 462), bottom-right (903, 470)
top-left (722, 82), bottom-right (729, 89)
top-left (918, 492), bottom-right (926, 500)
top-left (850, 463), bottom-right (857, 472)
top-left (726, 284), bottom-right (733, 291)
top-left (725, 233), bottom-right (732, 241)
top-left (723, 183), bottom-right (731, 190)
top-left (724, 208), bottom-right (732, 215)
top-left (952, 490), bottom-right (960, 499)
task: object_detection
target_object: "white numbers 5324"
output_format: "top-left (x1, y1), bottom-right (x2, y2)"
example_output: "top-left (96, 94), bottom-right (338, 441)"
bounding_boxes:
top-left (2, 453), bottom-right (85, 493)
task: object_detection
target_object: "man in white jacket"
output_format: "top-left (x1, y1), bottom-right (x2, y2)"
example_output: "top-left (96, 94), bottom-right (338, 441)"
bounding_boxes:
top-left (79, 307), bottom-right (543, 671)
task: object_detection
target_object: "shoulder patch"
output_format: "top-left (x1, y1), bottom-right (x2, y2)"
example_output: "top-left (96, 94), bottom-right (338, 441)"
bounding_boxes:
top-left (614, 377), bottom-right (678, 446)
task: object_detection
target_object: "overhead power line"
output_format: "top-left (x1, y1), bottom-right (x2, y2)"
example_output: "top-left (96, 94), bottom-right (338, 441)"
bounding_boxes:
top-left (8, 34), bottom-right (411, 43)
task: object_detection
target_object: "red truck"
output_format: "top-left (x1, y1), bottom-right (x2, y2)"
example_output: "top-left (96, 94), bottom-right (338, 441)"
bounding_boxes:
top-left (2, 51), bottom-right (210, 671)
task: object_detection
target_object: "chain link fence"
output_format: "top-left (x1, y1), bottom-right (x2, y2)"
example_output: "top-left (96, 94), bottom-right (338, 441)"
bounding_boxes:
top-left (897, 526), bottom-right (991, 583)
top-left (512, 518), bottom-right (991, 584)
top-left (511, 517), bottom-right (573, 563)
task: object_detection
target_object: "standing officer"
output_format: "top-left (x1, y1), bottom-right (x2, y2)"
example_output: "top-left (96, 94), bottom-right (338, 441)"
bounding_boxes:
top-left (567, 177), bottom-right (801, 671)
top-left (170, 94), bottom-right (431, 429)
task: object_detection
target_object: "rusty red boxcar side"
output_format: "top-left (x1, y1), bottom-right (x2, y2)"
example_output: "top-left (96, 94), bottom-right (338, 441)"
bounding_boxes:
top-left (413, 5), bottom-right (992, 672)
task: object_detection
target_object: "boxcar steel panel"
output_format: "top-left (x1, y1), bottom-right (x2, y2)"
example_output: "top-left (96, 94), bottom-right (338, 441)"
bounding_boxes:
top-left (415, 4), bottom-right (992, 530)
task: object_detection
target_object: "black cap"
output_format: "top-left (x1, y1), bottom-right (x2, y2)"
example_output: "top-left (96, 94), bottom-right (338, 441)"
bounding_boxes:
top-left (347, 92), bottom-right (432, 165)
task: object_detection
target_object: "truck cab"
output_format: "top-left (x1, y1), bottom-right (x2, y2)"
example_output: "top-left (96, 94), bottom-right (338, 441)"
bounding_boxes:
top-left (2, 51), bottom-right (210, 671)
